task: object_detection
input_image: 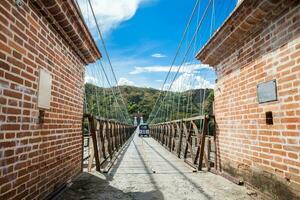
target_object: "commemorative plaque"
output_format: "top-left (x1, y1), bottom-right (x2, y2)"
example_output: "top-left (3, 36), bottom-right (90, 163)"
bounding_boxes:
top-left (257, 80), bottom-right (277, 103)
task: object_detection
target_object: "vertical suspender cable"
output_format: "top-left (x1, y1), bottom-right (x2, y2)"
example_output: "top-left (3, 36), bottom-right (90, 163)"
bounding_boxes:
top-left (148, 0), bottom-right (202, 123)
top-left (87, 0), bottom-right (132, 124)
top-left (150, 0), bottom-right (213, 124)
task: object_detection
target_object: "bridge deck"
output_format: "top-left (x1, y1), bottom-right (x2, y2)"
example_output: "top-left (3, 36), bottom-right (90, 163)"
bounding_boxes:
top-left (58, 133), bottom-right (254, 200)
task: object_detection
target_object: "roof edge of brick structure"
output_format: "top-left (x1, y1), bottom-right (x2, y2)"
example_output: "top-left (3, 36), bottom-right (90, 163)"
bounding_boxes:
top-left (31, 0), bottom-right (101, 64)
top-left (195, 0), bottom-right (298, 67)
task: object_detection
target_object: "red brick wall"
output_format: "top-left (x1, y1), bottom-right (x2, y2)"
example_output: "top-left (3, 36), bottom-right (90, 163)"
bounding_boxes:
top-left (214, 4), bottom-right (300, 199)
top-left (0, 1), bottom-right (85, 199)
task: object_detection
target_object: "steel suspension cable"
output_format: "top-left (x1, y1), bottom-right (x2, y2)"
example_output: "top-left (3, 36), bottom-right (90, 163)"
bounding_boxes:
top-left (150, 0), bottom-right (213, 124)
top-left (87, 0), bottom-right (132, 124)
top-left (97, 60), bottom-right (127, 122)
top-left (148, 0), bottom-right (202, 123)
top-left (170, 0), bottom-right (201, 122)
top-left (79, 0), bottom-right (125, 122)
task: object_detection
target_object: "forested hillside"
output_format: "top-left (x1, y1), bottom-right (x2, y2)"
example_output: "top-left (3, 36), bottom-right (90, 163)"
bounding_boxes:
top-left (85, 83), bottom-right (214, 123)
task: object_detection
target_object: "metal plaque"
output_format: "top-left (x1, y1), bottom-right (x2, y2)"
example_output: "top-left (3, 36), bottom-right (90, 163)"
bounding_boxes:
top-left (257, 80), bottom-right (277, 103)
top-left (37, 69), bottom-right (52, 109)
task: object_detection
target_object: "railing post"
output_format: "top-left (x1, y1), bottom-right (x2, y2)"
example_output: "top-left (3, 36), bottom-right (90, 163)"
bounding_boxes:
top-left (171, 123), bottom-right (175, 152)
top-left (100, 120), bottom-right (106, 159)
top-left (163, 124), bottom-right (167, 146)
top-left (120, 124), bottom-right (123, 144)
top-left (162, 125), bottom-right (165, 145)
top-left (168, 123), bottom-right (173, 151)
top-left (198, 115), bottom-right (209, 170)
top-left (115, 123), bottom-right (119, 151)
top-left (107, 121), bottom-right (113, 159)
top-left (125, 126), bottom-right (128, 139)
top-left (183, 122), bottom-right (189, 159)
top-left (177, 121), bottom-right (183, 158)
top-left (88, 115), bottom-right (101, 171)
top-left (207, 136), bottom-right (211, 170)
top-left (112, 122), bottom-right (116, 152)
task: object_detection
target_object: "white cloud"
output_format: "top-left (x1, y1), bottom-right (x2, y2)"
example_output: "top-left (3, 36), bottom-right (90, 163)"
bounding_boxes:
top-left (85, 75), bottom-right (97, 84)
top-left (129, 63), bottom-right (214, 91)
top-left (129, 63), bottom-right (211, 75)
top-left (167, 73), bottom-right (214, 92)
top-left (78, 0), bottom-right (152, 34)
top-left (151, 53), bottom-right (166, 58)
top-left (118, 77), bottom-right (135, 86)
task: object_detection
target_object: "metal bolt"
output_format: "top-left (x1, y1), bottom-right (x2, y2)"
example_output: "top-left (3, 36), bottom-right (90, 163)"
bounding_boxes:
top-left (15, 0), bottom-right (24, 7)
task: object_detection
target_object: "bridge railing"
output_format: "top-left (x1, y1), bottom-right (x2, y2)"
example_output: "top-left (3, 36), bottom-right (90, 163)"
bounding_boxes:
top-left (150, 115), bottom-right (216, 171)
top-left (82, 114), bottom-right (135, 172)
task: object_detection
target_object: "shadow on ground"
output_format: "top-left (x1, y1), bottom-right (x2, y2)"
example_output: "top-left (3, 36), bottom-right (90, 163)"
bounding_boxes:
top-left (56, 135), bottom-right (252, 200)
top-left (57, 172), bottom-right (164, 200)
top-left (141, 138), bottom-right (212, 200)
top-left (57, 133), bottom-right (164, 200)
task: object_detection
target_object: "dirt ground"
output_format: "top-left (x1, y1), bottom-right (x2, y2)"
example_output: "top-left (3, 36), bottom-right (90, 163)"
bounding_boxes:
top-left (57, 133), bottom-right (256, 200)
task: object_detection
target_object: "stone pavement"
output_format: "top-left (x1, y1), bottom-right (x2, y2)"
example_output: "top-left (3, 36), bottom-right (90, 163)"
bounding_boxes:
top-left (57, 133), bottom-right (255, 200)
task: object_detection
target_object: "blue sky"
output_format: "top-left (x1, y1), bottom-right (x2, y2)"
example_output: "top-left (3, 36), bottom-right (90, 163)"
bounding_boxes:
top-left (80, 0), bottom-right (238, 90)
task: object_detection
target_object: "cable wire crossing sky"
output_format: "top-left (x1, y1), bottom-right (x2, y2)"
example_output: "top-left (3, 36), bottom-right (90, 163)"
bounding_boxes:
top-left (79, 0), bottom-right (237, 91)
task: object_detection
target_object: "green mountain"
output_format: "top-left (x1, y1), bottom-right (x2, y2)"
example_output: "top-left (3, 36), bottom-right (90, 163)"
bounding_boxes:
top-left (84, 83), bottom-right (214, 123)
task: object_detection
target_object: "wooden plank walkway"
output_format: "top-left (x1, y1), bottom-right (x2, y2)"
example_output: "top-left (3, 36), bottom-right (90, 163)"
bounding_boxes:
top-left (57, 132), bottom-right (255, 200)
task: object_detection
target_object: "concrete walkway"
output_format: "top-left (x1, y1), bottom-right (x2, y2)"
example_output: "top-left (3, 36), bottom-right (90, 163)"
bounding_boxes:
top-left (57, 133), bottom-right (254, 200)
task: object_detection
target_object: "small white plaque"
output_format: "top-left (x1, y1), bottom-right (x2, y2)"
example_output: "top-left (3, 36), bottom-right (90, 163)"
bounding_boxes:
top-left (257, 80), bottom-right (277, 103)
top-left (37, 69), bottom-right (52, 109)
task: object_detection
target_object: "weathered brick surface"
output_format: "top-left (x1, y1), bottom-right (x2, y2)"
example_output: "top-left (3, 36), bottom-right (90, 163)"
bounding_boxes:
top-left (197, 0), bottom-right (299, 199)
top-left (0, 0), bottom-right (99, 199)
top-left (210, 3), bottom-right (300, 199)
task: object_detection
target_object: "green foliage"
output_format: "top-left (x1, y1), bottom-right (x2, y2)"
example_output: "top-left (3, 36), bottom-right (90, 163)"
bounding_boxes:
top-left (84, 83), bottom-right (214, 123)
top-left (204, 90), bottom-right (214, 114)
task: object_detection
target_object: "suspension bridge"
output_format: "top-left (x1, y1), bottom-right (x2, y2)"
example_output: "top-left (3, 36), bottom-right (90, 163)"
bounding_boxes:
top-left (58, 131), bottom-right (252, 200)
top-left (54, 0), bottom-right (256, 199)
top-left (56, 0), bottom-right (300, 199)
top-left (1, 0), bottom-right (299, 199)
